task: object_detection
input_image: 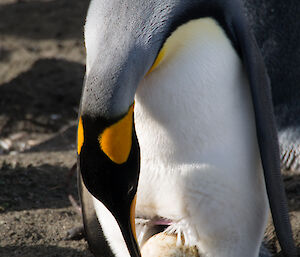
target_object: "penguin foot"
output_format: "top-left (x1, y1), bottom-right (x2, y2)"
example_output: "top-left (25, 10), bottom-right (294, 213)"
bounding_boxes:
top-left (68, 194), bottom-right (81, 215)
top-left (280, 142), bottom-right (300, 172)
top-left (258, 242), bottom-right (272, 257)
top-left (275, 103), bottom-right (300, 172)
top-left (65, 225), bottom-right (85, 240)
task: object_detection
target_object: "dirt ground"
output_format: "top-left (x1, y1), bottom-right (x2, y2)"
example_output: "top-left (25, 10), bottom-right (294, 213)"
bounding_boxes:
top-left (0, 0), bottom-right (299, 257)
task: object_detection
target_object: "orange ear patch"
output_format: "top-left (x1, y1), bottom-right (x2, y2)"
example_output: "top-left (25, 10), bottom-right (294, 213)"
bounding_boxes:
top-left (77, 117), bottom-right (84, 155)
top-left (99, 106), bottom-right (133, 164)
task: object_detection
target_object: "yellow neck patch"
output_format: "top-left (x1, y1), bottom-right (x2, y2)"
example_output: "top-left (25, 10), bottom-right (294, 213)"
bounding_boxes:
top-left (146, 47), bottom-right (166, 75)
top-left (147, 18), bottom-right (223, 76)
top-left (99, 106), bottom-right (133, 164)
top-left (77, 117), bottom-right (84, 155)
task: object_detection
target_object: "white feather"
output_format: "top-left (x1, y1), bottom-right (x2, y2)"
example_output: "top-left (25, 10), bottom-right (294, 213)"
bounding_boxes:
top-left (134, 18), bottom-right (268, 257)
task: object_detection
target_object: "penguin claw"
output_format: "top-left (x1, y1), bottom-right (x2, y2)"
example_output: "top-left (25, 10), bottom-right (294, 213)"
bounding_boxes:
top-left (65, 225), bottom-right (85, 241)
top-left (68, 194), bottom-right (81, 215)
top-left (258, 242), bottom-right (273, 257)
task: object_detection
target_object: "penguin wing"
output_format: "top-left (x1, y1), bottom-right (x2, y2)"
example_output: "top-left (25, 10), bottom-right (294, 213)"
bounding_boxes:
top-left (222, 2), bottom-right (296, 256)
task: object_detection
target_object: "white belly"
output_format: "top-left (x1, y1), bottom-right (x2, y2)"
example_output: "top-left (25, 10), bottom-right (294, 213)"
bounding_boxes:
top-left (134, 18), bottom-right (268, 257)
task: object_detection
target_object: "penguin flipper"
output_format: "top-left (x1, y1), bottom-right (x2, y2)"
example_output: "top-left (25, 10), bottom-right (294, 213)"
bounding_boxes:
top-left (78, 172), bottom-right (114, 257)
top-left (223, 2), bottom-right (296, 256)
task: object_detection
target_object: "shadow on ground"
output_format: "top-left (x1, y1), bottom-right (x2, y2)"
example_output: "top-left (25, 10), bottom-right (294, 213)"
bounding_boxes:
top-left (0, 58), bottom-right (84, 137)
top-left (0, 244), bottom-right (93, 257)
top-left (0, 162), bottom-right (77, 211)
top-left (25, 125), bottom-right (77, 152)
top-left (0, 0), bottom-right (90, 40)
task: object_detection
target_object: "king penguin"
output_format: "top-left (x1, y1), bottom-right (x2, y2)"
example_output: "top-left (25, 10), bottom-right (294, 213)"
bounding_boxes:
top-left (77, 0), bottom-right (297, 257)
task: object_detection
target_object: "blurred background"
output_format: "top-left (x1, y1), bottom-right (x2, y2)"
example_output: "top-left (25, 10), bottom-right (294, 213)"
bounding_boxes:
top-left (0, 0), bottom-right (299, 256)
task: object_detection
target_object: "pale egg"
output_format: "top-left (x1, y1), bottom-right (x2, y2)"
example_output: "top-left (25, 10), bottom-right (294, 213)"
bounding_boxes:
top-left (141, 232), bottom-right (199, 257)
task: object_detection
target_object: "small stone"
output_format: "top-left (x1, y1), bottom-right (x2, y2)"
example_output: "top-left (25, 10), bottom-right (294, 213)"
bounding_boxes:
top-left (0, 139), bottom-right (12, 150)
